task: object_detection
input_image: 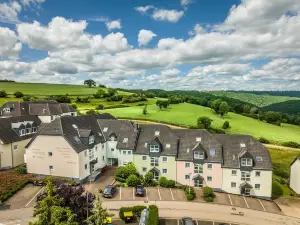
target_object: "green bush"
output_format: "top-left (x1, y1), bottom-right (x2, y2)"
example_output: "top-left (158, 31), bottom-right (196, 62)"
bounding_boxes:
top-left (222, 121), bottom-right (230, 129)
top-left (119, 206), bottom-right (146, 220)
top-left (0, 90), bottom-right (7, 98)
top-left (126, 163), bottom-right (137, 175)
top-left (144, 172), bottom-right (154, 186)
top-left (282, 141), bottom-right (300, 149)
top-left (148, 205), bottom-right (159, 225)
top-left (167, 180), bottom-right (176, 188)
top-left (273, 163), bottom-right (289, 179)
top-left (95, 104), bottom-right (104, 110)
top-left (272, 180), bottom-right (283, 198)
top-left (15, 165), bottom-right (27, 174)
top-left (14, 91), bottom-right (24, 98)
top-left (258, 137), bottom-right (271, 144)
top-left (115, 176), bottom-right (126, 183)
top-left (204, 196), bottom-right (213, 202)
top-left (126, 174), bottom-right (139, 187)
top-left (202, 186), bottom-right (214, 198)
top-left (104, 104), bottom-right (130, 109)
top-left (186, 193), bottom-right (194, 201)
top-left (159, 176), bottom-right (168, 187)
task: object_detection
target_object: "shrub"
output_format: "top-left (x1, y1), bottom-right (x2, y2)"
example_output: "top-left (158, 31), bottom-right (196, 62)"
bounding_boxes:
top-left (282, 141), bottom-right (300, 149)
top-left (107, 95), bottom-right (123, 102)
top-left (197, 116), bottom-right (212, 129)
top-left (76, 96), bottom-right (90, 103)
top-left (54, 95), bottom-right (71, 103)
top-left (159, 176), bottom-right (168, 187)
top-left (69, 103), bottom-right (77, 109)
top-left (126, 163), bottom-right (137, 175)
top-left (202, 186), bottom-right (214, 198)
top-left (144, 172), bottom-right (154, 186)
top-left (119, 205), bottom-right (147, 220)
top-left (15, 165), bottom-right (27, 174)
top-left (96, 104), bottom-right (104, 110)
top-left (258, 137), bottom-right (270, 144)
top-left (222, 121), bottom-right (230, 129)
top-left (116, 167), bottom-right (129, 179)
top-left (115, 176), bottom-right (126, 183)
top-left (148, 205), bottom-right (159, 225)
top-left (167, 180), bottom-right (176, 188)
top-left (272, 180), bottom-right (283, 198)
top-left (126, 174), bottom-right (139, 187)
top-left (14, 91), bottom-right (24, 98)
top-left (273, 163), bottom-right (289, 179)
top-left (0, 90), bottom-right (7, 98)
top-left (204, 196), bottom-right (213, 202)
top-left (86, 109), bottom-right (98, 115)
top-left (186, 193), bottom-right (194, 201)
top-left (104, 104), bottom-right (130, 109)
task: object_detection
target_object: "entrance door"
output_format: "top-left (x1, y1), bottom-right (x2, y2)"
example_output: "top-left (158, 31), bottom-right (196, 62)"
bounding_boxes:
top-left (153, 171), bottom-right (159, 181)
top-left (90, 164), bottom-right (95, 173)
top-left (194, 179), bottom-right (203, 188)
top-left (244, 188), bottom-right (251, 196)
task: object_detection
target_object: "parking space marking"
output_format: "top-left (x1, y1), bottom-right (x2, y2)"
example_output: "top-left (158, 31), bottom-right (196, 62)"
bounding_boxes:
top-left (177, 219), bottom-right (179, 225)
top-left (243, 196), bottom-right (249, 208)
top-left (119, 187), bottom-right (122, 200)
top-left (258, 199), bottom-right (266, 212)
top-left (170, 188), bottom-right (174, 200)
top-left (133, 187), bottom-right (135, 200)
top-left (26, 186), bottom-right (45, 207)
top-left (157, 187), bottom-right (162, 200)
top-left (146, 188), bottom-right (148, 201)
top-left (228, 194), bottom-right (233, 206)
top-left (212, 221), bottom-right (215, 225)
top-left (195, 220), bottom-right (199, 225)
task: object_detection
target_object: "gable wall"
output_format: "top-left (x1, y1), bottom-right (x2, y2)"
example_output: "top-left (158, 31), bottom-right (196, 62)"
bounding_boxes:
top-left (290, 160), bottom-right (300, 194)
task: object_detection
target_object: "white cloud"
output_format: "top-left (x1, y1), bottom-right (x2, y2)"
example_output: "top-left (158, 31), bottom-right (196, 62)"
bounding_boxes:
top-left (161, 68), bottom-right (181, 77)
top-left (106, 20), bottom-right (121, 31)
top-left (180, 0), bottom-right (192, 7)
top-left (0, 1), bottom-right (22, 24)
top-left (21, 0), bottom-right (45, 6)
top-left (188, 24), bottom-right (206, 35)
top-left (0, 27), bottom-right (22, 59)
top-left (135, 5), bottom-right (154, 14)
top-left (152, 9), bottom-right (184, 22)
top-left (138, 29), bottom-right (157, 46)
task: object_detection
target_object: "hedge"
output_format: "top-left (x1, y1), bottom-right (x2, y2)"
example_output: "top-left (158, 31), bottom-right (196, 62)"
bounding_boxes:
top-left (148, 205), bottom-right (159, 225)
top-left (115, 176), bottom-right (126, 183)
top-left (119, 205), bottom-right (146, 220)
top-left (0, 180), bottom-right (31, 202)
top-left (282, 141), bottom-right (300, 149)
top-left (272, 180), bottom-right (283, 198)
top-left (178, 185), bottom-right (196, 200)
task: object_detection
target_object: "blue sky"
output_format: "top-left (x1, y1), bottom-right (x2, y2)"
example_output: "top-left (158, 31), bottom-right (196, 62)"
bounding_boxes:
top-left (0, 0), bottom-right (300, 90)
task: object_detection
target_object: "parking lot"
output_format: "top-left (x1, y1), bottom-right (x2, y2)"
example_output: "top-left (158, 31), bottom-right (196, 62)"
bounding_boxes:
top-left (102, 187), bottom-right (281, 214)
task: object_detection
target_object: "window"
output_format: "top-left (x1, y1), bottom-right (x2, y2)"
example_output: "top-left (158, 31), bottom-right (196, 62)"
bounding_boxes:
top-left (185, 162), bottom-right (191, 168)
top-left (240, 143), bottom-right (246, 148)
top-left (207, 176), bottom-right (212, 182)
top-left (103, 127), bottom-right (108, 132)
top-left (111, 148), bottom-right (114, 151)
top-left (241, 158), bottom-right (252, 166)
top-left (166, 144), bottom-right (170, 148)
top-left (255, 171), bottom-right (261, 177)
top-left (162, 157), bottom-right (168, 162)
top-left (207, 164), bottom-right (212, 169)
top-left (89, 135), bottom-right (94, 144)
top-left (144, 143), bottom-right (148, 148)
top-left (85, 164), bottom-right (88, 170)
top-left (255, 184), bottom-right (260, 189)
top-left (150, 157), bottom-right (159, 166)
top-left (231, 182), bottom-right (236, 188)
top-left (241, 171), bottom-right (251, 181)
top-left (127, 151), bottom-right (132, 155)
top-left (123, 151), bottom-right (127, 155)
top-left (26, 128), bottom-right (31, 134)
top-left (185, 174), bottom-right (191, 180)
top-left (142, 155), bottom-right (147, 161)
top-left (123, 138), bottom-right (128, 143)
top-left (19, 129), bottom-right (25, 136)
top-left (209, 149), bottom-right (215, 156)
top-left (32, 127), bottom-right (37, 133)
top-left (123, 161), bottom-right (127, 166)
top-left (196, 137), bottom-right (201, 142)
top-left (162, 169), bottom-right (168, 174)
top-left (49, 165), bottom-right (54, 172)
top-left (150, 144), bottom-right (160, 153)
top-left (142, 167), bottom-right (147, 172)
top-left (194, 151), bottom-right (204, 159)
top-left (13, 144), bottom-right (18, 151)
top-left (194, 164), bottom-right (203, 173)
top-left (232, 170), bottom-right (237, 176)
top-left (110, 136), bottom-right (115, 141)
top-left (102, 156), bottom-right (105, 161)
top-left (155, 131), bottom-right (160, 136)
top-left (48, 152), bottom-right (52, 157)
top-left (84, 151), bottom-right (87, 157)
top-left (256, 156), bottom-right (263, 161)
top-left (102, 144), bottom-right (104, 148)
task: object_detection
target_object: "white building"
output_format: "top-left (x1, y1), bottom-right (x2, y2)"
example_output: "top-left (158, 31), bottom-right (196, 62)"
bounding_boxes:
top-left (290, 156), bottom-right (300, 194)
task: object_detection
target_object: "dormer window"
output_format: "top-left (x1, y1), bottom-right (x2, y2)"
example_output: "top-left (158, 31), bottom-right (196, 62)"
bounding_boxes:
top-left (166, 144), bottom-right (170, 148)
top-left (150, 144), bottom-right (160, 153)
top-left (32, 127), bottom-right (37, 133)
top-left (241, 158), bottom-right (252, 166)
top-left (194, 151), bottom-right (204, 159)
top-left (196, 137), bottom-right (201, 142)
top-left (19, 129), bottom-right (25, 136)
top-left (123, 138), bottom-right (128, 143)
top-left (89, 135), bottom-right (95, 144)
top-left (240, 143), bottom-right (246, 148)
top-left (26, 128), bottom-right (31, 134)
top-left (103, 127), bottom-right (108, 132)
top-left (155, 131), bottom-right (160, 136)
top-left (3, 108), bottom-right (10, 112)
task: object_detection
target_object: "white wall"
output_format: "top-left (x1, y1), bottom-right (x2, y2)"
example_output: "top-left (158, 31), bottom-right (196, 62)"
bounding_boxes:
top-left (290, 160), bottom-right (300, 194)
top-left (38, 116), bottom-right (52, 123)
top-left (118, 149), bottom-right (133, 166)
top-left (222, 168), bottom-right (272, 198)
top-left (106, 140), bottom-right (119, 159)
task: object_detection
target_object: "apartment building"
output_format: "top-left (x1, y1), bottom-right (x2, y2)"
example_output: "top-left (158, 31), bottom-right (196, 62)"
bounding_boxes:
top-left (0, 115), bottom-right (42, 169)
top-left (290, 156), bottom-right (300, 194)
top-left (0, 101), bottom-right (77, 123)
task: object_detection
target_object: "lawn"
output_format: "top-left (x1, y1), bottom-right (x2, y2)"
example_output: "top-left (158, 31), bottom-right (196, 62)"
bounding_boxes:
top-left (101, 103), bottom-right (300, 144)
top-left (209, 91), bottom-right (300, 107)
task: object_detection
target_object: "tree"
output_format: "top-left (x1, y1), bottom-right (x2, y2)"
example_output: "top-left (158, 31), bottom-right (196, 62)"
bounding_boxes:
top-left (84, 79), bottom-right (96, 88)
top-left (70, 103), bottom-right (77, 109)
top-left (156, 100), bottom-right (170, 109)
top-left (218, 101), bottom-right (229, 116)
top-left (0, 90), bottom-right (7, 98)
top-left (96, 104), bottom-right (104, 110)
top-left (222, 121), bottom-right (230, 129)
top-left (126, 174), bottom-right (139, 187)
top-left (93, 89), bottom-right (106, 99)
top-left (86, 193), bottom-right (111, 225)
top-left (144, 172), bottom-right (154, 186)
top-left (86, 109), bottom-right (98, 115)
top-left (142, 105), bottom-right (147, 115)
top-left (98, 84), bottom-right (106, 88)
top-left (107, 88), bottom-right (117, 97)
top-left (14, 91), bottom-right (24, 98)
top-left (125, 163), bottom-right (137, 175)
top-left (197, 116), bottom-right (213, 129)
top-left (243, 104), bottom-right (251, 114)
top-left (210, 99), bottom-right (222, 113)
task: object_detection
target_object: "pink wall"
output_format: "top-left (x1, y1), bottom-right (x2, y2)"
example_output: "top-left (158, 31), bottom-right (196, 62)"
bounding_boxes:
top-left (176, 161), bottom-right (222, 189)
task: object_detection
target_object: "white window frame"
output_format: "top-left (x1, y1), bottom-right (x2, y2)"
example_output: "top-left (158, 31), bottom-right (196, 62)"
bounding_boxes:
top-left (142, 167), bottom-right (147, 172)
top-left (32, 127), bottom-right (37, 133)
top-left (207, 176), bottom-right (212, 182)
top-left (26, 128), bottom-right (31, 134)
top-left (185, 174), bottom-right (191, 180)
top-left (241, 171), bottom-right (251, 181)
top-left (162, 169), bottom-right (168, 174)
top-left (111, 148), bottom-right (114, 151)
top-left (122, 150), bottom-right (127, 155)
top-left (150, 157), bottom-right (159, 167)
top-left (185, 162), bottom-right (191, 168)
top-left (232, 170), bottom-right (237, 176)
top-left (162, 157), bottom-right (168, 162)
top-left (89, 135), bottom-right (95, 144)
top-left (194, 164), bottom-right (203, 174)
top-left (49, 165), bottom-right (54, 173)
top-left (207, 164), bottom-right (213, 169)
top-left (166, 144), bottom-right (170, 148)
top-left (194, 151), bottom-right (204, 159)
top-left (142, 155), bottom-right (147, 161)
top-left (123, 161), bottom-right (128, 166)
top-left (127, 151), bottom-right (131, 155)
top-left (19, 129), bottom-right (25, 136)
top-left (241, 158), bottom-right (252, 166)
top-left (231, 182), bottom-right (236, 188)
top-left (255, 171), bottom-right (261, 177)
top-left (149, 144), bottom-right (160, 153)
top-left (255, 184), bottom-right (260, 190)
top-left (13, 144), bottom-right (18, 151)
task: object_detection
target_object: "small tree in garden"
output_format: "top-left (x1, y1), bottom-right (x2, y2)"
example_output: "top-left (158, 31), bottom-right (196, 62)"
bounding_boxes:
top-left (126, 174), bottom-right (139, 187)
top-left (202, 186), bottom-right (214, 202)
top-left (144, 172), bottom-right (154, 186)
top-left (222, 121), bottom-right (230, 129)
top-left (86, 193), bottom-right (111, 225)
top-left (125, 163), bottom-right (137, 175)
top-left (143, 105), bottom-right (147, 115)
top-left (197, 116), bottom-right (213, 129)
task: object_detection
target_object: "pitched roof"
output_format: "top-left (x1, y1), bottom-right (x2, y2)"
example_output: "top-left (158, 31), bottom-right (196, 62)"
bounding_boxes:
top-left (213, 134), bottom-right (273, 170)
top-left (98, 119), bottom-right (138, 150)
top-left (173, 129), bottom-right (222, 162)
top-left (0, 115), bottom-right (42, 144)
top-left (135, 124), bottom-right (179, 156)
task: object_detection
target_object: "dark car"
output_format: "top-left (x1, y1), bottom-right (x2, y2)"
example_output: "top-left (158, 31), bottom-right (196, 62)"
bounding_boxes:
top-left (102, 185), bottom-right (117, 198)
top-left (33, 180), bottom-right (44, 186)
top-left (181, 217), bottom-right (194, 225)
top-left (135, 185), bottom-right (145, 197)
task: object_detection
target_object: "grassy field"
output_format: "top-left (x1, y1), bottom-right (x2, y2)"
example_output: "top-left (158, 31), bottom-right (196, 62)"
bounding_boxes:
top-left (101, 103), bottom-right (300, 143)
top-left (0, 82), bottom-right (132, 96)
top-left (209, 91), bottom-right (300, 107)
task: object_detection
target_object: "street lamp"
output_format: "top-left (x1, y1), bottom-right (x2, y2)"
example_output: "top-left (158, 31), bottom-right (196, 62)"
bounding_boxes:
top-left (188, 173), bottom-right (192, 194)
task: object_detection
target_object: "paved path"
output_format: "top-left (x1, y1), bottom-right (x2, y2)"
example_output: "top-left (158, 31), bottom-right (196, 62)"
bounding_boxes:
top-left (1, 200), bottom-right (300, 225)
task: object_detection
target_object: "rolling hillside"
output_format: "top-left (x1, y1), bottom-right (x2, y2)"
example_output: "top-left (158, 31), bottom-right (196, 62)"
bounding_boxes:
top-left (209, 91), bottom-right (300, 107)
top-left (102, 103), bottom-right (300, 144)
top-left (263, 100), bottom-right (300, 115)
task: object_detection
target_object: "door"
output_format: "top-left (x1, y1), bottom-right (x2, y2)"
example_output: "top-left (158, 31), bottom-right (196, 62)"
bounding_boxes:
top-left (154, 171), bottom-right (159, 181)
top-left (244, 188), bottom-right (251, 196)
top-left (194, 179), bottom-right (203, 188)
top-left (90, 164), bottom-right (95, 173)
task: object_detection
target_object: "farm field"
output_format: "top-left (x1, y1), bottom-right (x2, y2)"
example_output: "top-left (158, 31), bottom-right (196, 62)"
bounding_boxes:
top-left (209, 91), bottom-right (300, 107)
top-left (101, 103), bottom-right (300, 143)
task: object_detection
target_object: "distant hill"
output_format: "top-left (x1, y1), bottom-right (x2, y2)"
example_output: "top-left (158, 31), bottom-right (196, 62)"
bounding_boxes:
top-left (228, 91), bottom-right (300, 98)
top-left (263, 100), bottom-right (300, 115)
top-left (209, 91), bottom-right (300, 107)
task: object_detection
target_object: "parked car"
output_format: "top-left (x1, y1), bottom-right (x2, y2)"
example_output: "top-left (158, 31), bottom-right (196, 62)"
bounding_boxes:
top-left (33, 180), bottom-right (44, 186)
top-left (181, 217), bottom-right (194, 225)
top-left (102, 185), bottom-right (117, 198)
top-left (135, 185), bottom-right (145, 197)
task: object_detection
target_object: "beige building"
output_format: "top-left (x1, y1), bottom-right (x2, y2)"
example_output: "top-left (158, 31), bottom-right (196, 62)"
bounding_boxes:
top-left (0, 115), bottom-right (41, 169)
top-left (290, 156), bottom-right (300, 194)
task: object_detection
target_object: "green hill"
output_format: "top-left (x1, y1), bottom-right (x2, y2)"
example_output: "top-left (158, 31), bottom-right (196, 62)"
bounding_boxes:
top-left (209, 91), bottom-right (300, 107)
top-left (101, 103), bottom-right (300, 144)
top-left (263, 100), bottom-right (300, 115)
